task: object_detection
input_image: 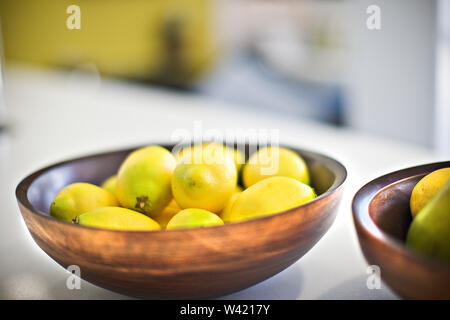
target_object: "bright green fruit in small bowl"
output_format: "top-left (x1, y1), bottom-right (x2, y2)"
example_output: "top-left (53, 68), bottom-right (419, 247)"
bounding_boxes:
top-left (407, 179), bottom-right (450, 264)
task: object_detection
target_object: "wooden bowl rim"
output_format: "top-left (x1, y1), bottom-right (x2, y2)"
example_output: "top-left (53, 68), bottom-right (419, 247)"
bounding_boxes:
top-left (16, 144), bottom-right (347, 235)
top-left (352, 160), bottom-right (450, 269)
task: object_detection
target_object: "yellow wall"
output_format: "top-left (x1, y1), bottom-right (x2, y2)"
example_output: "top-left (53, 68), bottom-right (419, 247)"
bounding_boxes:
top-left (0, 0), bottom-right (215, 83)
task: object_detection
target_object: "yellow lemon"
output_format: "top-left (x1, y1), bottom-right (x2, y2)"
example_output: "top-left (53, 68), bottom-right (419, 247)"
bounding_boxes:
top-left (220, 192), bottom-right (241, 223)
top-left (174, 142), bottom-right (244, 174)
top-left (220, 185), bottom-right (244, 222)
top-left (50, 182), bottom-right (118, 222)
top-left (243, 146), bottom-right (310, 188)
top-left (410, 168), bottom-right (450, 217)
top-left (116, 145), bottom-right (176, 217)
top-left (172, 148), bottom-right (237, 213)
top-left (77, 206), bottom-right (160, 231)
top-left (166, 208), bottom-right (224, 230)
top-left (228, 176), bottom-right (316, 222)
top-left (101, 175), bottom-right (117, 197)
top-left (152, 199), bottom-right (182, 229)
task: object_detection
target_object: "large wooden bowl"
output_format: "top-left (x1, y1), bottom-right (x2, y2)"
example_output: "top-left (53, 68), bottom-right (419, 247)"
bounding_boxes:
top-left (352, 161), bottom-right (450, 300)
top-left (16, 144), bottom-right (346, 299)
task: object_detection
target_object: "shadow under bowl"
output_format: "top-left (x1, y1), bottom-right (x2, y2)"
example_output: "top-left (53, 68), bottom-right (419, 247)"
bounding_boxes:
top-left (16, 144), bottom-right (346, 299)
top-left (352, 161), bottom-right (450, 300)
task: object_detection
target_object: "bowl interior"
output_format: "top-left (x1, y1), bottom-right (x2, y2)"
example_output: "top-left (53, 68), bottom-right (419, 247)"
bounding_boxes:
top-left (368, 175), bottom-right (421, 242)
top-left (26, 145), bottom-right (344, 217)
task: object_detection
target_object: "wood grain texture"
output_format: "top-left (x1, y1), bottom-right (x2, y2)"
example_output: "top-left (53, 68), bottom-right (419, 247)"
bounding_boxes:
top-left (16, 144), bottom-right (346, 299)
top-left (352, 161), bottom-right (450, 300)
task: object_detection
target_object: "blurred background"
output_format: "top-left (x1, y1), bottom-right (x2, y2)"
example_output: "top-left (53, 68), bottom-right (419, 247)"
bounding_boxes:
top-left (0, 0), bottom-right (448, 300)
top-left (0, 0), bottom-right (447, 154)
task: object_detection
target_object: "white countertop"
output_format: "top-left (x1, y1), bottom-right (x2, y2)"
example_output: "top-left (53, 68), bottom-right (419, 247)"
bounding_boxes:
top-left (0, 66), bottom-right (441, 299)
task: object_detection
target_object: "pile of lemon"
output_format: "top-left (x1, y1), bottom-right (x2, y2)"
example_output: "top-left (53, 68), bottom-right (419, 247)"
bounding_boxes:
top-left (50, 143), bottom-right (316, 231)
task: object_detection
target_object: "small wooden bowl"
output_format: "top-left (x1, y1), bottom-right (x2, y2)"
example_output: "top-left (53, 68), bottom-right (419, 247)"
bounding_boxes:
top-left (352, 161), bottom-right (450, 300)
top-left (16, 144), bottom-right (346, 299)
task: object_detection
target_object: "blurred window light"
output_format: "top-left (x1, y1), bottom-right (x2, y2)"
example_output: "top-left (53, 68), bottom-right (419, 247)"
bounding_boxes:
top-left (435, 0), bottom-right (450, 156)
top-left (0, 29), bottom-right (5, 129)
